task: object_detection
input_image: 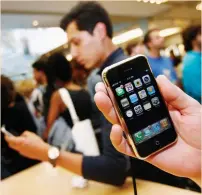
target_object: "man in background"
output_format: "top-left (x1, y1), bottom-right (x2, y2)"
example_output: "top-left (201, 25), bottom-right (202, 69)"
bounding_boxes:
top-left (182, 25), bottom-right (201, 103)
top-left (143, 29), bottom-right (179, 85)
top-left (31, 60), bottom-right (48, 114)
top-left (32, 59), bottom-right (56, 121)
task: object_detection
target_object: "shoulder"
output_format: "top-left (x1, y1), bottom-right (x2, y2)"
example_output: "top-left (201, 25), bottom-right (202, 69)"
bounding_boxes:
top-left (161, 57), bottom-right (174, 67)
top-left (162, 56), bottom-right (172, 63)
top-left (183, 52), bottom-right (196, 65)
top-left (146, 56), bottom-right (156, 65)
top-left (87, 69), bottom-right (102, 89)
top-left (51, 90), bottom-right (62, 102)
top-left (87, 69), bottom-right (101, 82)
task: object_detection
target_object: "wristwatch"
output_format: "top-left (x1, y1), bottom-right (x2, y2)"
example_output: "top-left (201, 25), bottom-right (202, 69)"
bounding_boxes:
top-left (48, 146), bottom-right (60, 167)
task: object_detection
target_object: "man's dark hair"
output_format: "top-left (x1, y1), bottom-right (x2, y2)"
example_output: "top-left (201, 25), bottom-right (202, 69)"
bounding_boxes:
top-left (182, 25), bottom-right (201, 52)
top-left (143, 28), bottom-right (159, 49)
top-left (60, 1), bottom-right (113, 38)
top-left (48, 53), bottom-right (72, 83)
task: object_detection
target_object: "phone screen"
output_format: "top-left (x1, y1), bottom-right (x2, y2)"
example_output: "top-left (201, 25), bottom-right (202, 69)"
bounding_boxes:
top-left (105, 55), bottom-right (177, 158)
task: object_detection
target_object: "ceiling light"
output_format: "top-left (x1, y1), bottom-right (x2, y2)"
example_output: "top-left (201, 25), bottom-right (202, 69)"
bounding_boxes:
top-left (196, 3), bottom-right (202, 11)
top-left (136, 0), bottom-right (167, 4)
top-left (112, 28), bottom-right (143, 45)
top-left (156, 0), bottom-right (163, 4)
top-left (150, 0), bottom-right (156, 3)
top-left (160, 27), bottom-right (181, 37)
top-left (32, 20), bottom-right (39, 27)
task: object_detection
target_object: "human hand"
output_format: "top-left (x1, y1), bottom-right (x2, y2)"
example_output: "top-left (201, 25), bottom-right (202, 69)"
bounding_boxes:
top-left (5, 131), bottom-right (49, 161)
top-left (94, 75), bottom-right (201, 184)
top-left (43, 130), bottom-right (49, 142)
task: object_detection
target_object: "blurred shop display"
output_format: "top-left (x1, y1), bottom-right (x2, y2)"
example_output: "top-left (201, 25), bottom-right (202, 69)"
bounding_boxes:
top-left (1, 28), bottom-right (67, 80)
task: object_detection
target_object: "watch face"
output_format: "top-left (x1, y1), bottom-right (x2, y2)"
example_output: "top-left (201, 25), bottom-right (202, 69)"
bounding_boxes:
top-left (48, 147), bottom-right (60, 160)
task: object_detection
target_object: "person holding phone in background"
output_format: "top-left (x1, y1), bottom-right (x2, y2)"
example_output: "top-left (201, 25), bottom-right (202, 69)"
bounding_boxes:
top-left (1, 76), bottom-right (38, 179)
top-left (4, 2), bottom-right (129, 186)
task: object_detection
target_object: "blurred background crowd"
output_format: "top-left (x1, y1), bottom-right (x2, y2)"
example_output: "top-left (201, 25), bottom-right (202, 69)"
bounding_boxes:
top-left (1, 0), bottom-right (201, 193)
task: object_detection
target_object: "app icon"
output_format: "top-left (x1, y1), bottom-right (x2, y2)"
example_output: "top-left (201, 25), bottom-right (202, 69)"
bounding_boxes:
top-left (134, 131), bottom-right (144, 143)
top-left (120, 98), bottom-right (129, 108)
top-left (134, 105), bottom-right (143, 115)
top-left (152, 122), bottom-right (161, 134)
top-left (151, 97), bottom-right (160, 106)
top-left (129, 93), bottom-right (138, 103)
top-left (116, 86), bottom-right (125, 96)
top-left (125, 82), bottom-right (134, 92)
top-left (138, 90), bottom-right (147, 99)
top-left (134, 79), bottom-right (142, 88)
top-left (126, 110), bottom-right (133, 118)
top-left (147, 86), bottom-right (155, 96)
top-left (142, 75), bottom-right (151, 84)
top-left (160, 118), bottom-right (169, 129)
top-left (143, 102), bottom-right (152, 111)
top-left (143, 126), bottom-right (153, 137)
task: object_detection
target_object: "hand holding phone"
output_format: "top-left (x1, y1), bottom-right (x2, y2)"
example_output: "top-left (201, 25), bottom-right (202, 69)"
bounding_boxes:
top-left (95, 67), bottom-right (201, 185)
top-left (1, 126), bottom-right (14, 137)
top-left (102, 55), bottom-right (177, 159)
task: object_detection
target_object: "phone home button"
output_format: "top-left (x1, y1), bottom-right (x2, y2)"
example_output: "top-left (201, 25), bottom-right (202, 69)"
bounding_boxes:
top-left (155, 140), bottom-right (160, 146)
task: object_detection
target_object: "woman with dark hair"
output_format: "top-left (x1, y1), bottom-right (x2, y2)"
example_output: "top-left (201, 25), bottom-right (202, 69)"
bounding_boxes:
top-left (42, 53), bottom-right (93, 140)
top-left (1, 75), bottom-right (38, 179)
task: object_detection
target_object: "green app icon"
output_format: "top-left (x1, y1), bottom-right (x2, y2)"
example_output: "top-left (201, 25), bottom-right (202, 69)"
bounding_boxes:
top-left (134, 131), bottom-right (144, 143)
top-left (116, 87), bottom-right (125, 96)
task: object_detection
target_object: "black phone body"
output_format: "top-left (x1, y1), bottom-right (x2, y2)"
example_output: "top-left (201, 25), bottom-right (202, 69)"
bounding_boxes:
top-left (102, 55), bottom-right (177, 159)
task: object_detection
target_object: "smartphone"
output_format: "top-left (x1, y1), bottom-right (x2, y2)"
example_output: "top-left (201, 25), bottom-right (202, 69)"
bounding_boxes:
top-left (1, 126), bottom-right (14, 137)
top-left (102, 55), bottom-right (177, 159)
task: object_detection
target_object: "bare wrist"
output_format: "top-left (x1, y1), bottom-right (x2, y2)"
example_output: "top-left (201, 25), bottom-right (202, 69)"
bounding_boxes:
top-left (40, 143), bottom-right (50, 162)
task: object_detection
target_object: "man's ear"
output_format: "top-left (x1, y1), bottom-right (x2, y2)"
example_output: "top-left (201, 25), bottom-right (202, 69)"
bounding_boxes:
top-left (93, 22), bottom-right (107, 41)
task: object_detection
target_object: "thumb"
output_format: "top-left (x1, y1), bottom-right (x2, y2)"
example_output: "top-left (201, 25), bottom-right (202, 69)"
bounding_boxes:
top-left (5, 135), bottom-right (25, 150)
top-left (156, 75), bottom-right (198, 111)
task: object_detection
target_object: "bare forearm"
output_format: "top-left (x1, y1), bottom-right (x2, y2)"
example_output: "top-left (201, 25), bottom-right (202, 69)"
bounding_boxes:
top-left (57, 151), bottom-right (83, 176)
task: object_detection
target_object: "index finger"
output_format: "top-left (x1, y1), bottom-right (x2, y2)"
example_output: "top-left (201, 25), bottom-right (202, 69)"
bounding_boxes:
top-left (5, 135), bottom-right (25, 150)
top-left (94, 82), bottom-right (120, 125)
